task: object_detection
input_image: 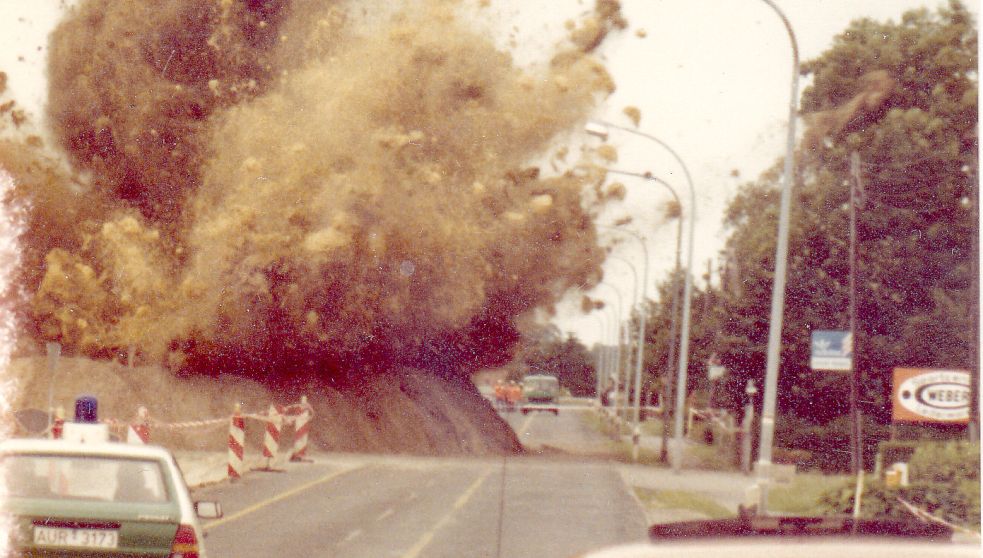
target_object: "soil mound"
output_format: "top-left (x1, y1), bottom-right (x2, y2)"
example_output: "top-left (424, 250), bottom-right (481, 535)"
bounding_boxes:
top-left (6, 357), bottom-right (520, 456)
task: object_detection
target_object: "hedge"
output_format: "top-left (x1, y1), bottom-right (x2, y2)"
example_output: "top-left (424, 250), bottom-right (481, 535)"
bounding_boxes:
top-left (816, 441), bottom-right (981, 530)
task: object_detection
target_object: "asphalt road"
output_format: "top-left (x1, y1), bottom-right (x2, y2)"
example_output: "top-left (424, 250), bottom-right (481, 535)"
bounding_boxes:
top-left (195, 404), bottom-right (648, 558)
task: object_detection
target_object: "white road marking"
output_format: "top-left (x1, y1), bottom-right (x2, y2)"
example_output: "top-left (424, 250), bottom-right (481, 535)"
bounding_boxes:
top-left (376, 507), bottom-right (394, 521)
top-left (341, 529), bottom-right (363, 544)
top-left (401, 467), bottom-right (492, 558)
top-left (518, 413), bottom-right (536, 437)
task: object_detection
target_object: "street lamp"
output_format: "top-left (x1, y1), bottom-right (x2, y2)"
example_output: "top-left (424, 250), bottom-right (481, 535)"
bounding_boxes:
top-left (599, 170), bottom-right (684, 464)
top-left (597, 225), bottom-right (651, 427)
top-left (755, 0), bottom-right (800, 512)
top-left (591, 314), bottom-right (608, 407)
top-left (609, 255), bottom-right (640, 432)
top-left (586, 122), bottom-right (697, 473)
top-left (596, 282), bottom-right (627, 427)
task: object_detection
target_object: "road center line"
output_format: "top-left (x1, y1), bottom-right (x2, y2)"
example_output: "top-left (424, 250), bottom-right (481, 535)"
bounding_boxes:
top-left (375, 507), bottom-right (394, 521)
top-left (340, 529), bottom-right (363, 544)
top-left (203, 466), bottom-right (363, 531)
top-left (401, 467), bottom-right (492, 558)
top-left (518, 412), bottom-right (536, 437)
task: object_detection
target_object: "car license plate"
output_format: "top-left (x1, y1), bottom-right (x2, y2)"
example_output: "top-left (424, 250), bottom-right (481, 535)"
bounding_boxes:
top-left (34, 526), bottom-right (119, 548)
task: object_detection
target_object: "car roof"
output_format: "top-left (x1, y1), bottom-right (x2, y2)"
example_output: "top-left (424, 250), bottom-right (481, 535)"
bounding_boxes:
top-left (0, 438), bottom-right (175, 460)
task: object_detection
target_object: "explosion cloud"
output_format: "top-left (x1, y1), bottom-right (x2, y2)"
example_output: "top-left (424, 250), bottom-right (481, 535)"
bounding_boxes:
top-left (22, 0), bottom-right (625, 382)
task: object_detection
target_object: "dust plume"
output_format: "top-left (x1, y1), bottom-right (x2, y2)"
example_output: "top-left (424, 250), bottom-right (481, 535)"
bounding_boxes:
top-left (27, 0), bottom-right (626, 382)
top-left (801, 69), bottom-right (895, 154)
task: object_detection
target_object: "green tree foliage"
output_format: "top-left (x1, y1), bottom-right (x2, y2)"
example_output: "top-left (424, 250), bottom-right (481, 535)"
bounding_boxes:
top-left (520, 332), bottom-right (597, 397)
top-left (711, 1), bottom-right (977, 443)
top-left (641, 269), bottom-right (723, 411)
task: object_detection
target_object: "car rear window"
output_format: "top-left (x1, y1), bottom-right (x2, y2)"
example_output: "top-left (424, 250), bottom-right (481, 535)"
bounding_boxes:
top-left (3, 455), bottom-right (170, 504)
top-left (526, 377), bottom-right (558, 391)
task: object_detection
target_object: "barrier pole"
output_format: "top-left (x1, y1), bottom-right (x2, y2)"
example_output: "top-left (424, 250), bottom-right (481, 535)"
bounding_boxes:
top-left (51, 406), bottom-right (65, 439)
top-left (260, 404), bottom-right (283, 471)
top-left (127, 405), bottom-right (151, 444)
top-left (228, 403), bottom-right (245, 480)
top-left (290, 396), bottom-right (313, 462)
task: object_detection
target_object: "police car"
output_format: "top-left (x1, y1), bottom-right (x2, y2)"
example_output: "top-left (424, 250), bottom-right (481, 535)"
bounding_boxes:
top-left (1, 396), bottom-right (222, 557)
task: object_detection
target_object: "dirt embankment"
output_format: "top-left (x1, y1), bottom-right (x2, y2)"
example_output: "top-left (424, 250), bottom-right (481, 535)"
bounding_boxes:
top-left (6, 357), bottom-right (521, 456)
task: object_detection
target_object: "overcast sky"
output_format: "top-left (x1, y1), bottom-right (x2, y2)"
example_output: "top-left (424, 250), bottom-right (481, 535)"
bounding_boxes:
top-left (0, 0), bottom-right (977, 348)
top-left (533, 0), bottom-right (979, 346)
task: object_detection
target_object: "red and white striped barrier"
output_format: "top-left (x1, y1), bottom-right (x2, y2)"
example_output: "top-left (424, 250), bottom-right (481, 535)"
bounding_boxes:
top-left (36, 396), bottom-right (312, 480)
top-left (228, 404), bottom-right (245, 480)
top-left (127, 405), bottom-right (151, 444)
top-left (152, 417), bottom-right (228, 429)
top-left (290, 396), bottom-right (313, 462)
top-left (261, 404), bottom-right (282, 469)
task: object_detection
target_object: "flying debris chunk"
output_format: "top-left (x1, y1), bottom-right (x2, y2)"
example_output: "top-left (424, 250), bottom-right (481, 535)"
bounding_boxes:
top-left (530, 194), bottom-right (554, 213)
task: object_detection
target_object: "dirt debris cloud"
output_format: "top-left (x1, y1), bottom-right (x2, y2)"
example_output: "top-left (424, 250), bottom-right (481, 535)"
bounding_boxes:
top-left (21, 0), bottom-right (625, 381)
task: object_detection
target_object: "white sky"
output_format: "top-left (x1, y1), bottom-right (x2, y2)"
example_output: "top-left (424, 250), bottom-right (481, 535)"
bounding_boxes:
top-left (530, 0), bottom-right (980, 346)
top-left (0, 0), bottom-right (977, 348)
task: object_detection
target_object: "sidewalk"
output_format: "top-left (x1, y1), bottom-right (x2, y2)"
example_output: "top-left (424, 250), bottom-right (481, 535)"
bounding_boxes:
top-left (594, 408), bottom-right (757, 524)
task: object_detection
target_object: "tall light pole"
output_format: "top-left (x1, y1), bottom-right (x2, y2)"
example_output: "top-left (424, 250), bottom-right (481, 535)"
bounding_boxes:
top-left (596, 282), bottom-right (626, 424)
top-left (597, 225), bottom-right (651, 417)
top-left (591, 313), bottom-right (608, 406)
top-left (609, 255), bottom-right (640, 429)
top-left (756, 0), bottom-right (800, 512)
top-left (600, 170), bottom-right (684, 463)
top-left (586, 122), bottom-right (697, 473)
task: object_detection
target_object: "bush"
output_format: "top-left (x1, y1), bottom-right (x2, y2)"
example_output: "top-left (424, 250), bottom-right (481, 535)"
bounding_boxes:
top-left (878, 440), bottom-right (920, 468)
top-left (773, 447), bottom-right (812, 465)
top-left (817, 442), bottom-right (981, 530)
top-left (909, 441), bottom-right (980, 483)
top-left (817, 478), bottom-right (980, 530)
top-left (775, 415), bottom-right (889, 472)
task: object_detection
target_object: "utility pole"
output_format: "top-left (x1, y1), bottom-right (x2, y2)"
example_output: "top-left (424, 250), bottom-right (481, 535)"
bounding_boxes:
top-left (660, 271), bottom-right (682, 463)
top-left (969, 162), bottom-right (980, 441)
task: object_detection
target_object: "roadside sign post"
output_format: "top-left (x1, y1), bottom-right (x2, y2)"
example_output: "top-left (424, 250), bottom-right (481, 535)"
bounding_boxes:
top-left (45, 342), bottom-right (61, 431)
top-left (742, 380), bottom-right (758, 475)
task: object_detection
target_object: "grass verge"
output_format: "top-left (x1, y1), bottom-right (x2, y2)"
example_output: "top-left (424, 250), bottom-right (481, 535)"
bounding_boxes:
top-left (765, 473), bottom-right (850, 515)
top-left (633, 487), bottom-right (733, 519)
top-left (579, 409), bottom-right (627, 440)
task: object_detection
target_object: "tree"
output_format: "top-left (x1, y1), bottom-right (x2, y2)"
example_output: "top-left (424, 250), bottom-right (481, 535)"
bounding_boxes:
top-left (520, 333), bottom-right (597, 396)
top-left (715, 1), bottom-right (977, 450)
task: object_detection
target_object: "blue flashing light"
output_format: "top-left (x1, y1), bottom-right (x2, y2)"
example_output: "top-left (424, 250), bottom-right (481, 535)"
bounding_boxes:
top-left (74, 395), bottom-right (98, 423)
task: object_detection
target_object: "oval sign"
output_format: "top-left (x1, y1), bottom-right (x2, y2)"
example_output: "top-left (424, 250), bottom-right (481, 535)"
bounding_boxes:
top-left (914, 383), bottom-right (970, 410)
top-left (897, 370), bottom-right (970, 422)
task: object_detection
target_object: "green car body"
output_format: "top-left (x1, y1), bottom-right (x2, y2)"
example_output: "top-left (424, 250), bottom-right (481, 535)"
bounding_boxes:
top-left (1, 438), bottom-right (218, 557)
top-left (521, 374), bottom-right (560, 414)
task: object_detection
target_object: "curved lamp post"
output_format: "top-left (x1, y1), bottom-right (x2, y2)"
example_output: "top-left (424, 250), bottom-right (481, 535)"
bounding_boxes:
top-left (756, 0), bottom-right (800, 512)
top-left (586, 122), bottom-right (697, 473)
top-left (596, 281), bottom-right (627, 428)
top-left (600, 170), bottom-right (684, 463)
top-left (609, 255), bottom-right (640, 430)
top-left (591, 313), bottom-right (608, 406)
top-left (597, 224), bottom-right (651, 428)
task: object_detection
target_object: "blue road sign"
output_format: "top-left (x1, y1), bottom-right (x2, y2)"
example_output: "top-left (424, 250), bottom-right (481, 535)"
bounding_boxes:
top-left (811, 330), bottom-right (852, 371)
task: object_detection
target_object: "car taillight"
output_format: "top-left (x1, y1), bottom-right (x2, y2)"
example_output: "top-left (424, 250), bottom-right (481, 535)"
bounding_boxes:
top-left (169, 524), bottom-right (199, 558)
